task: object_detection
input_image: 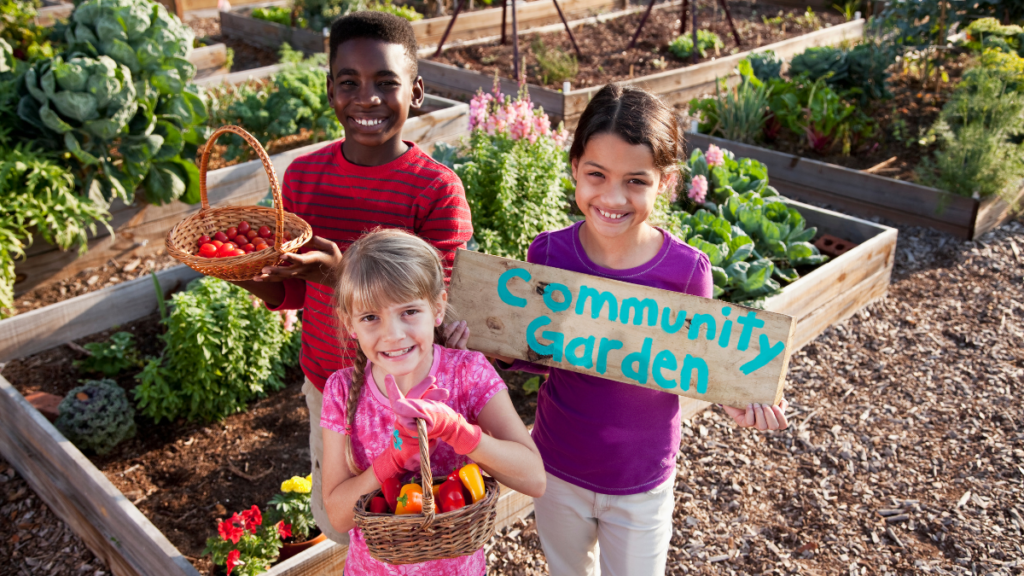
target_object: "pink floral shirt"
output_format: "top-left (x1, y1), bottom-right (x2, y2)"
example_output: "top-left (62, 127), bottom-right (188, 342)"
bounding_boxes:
top-left (321, 345), bottom-right (507, 576)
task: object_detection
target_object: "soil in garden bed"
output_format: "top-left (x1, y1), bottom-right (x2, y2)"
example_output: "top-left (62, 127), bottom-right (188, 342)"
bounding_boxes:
top-left (431, 0), bottom-right (846, 90)
top-left (725, 52), bottom-right (974, 182)
top-left (187, 16), bottom-right (281, 73)
top-left (11, 252), bottom-right (181, 317)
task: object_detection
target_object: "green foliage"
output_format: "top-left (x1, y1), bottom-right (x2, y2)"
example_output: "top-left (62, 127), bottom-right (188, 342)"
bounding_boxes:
top-left (668, 30), bottom-right (724, 60)
top-left (0, 136), bottom-right (109, 319)
top-left (746, 50), bottom-right (782, 83)
top-left (266, 485), bottom-right (316, 541)
top-left (0, 0), bottom-right (55, 63)
top-left (788, 46), bottom-right (849, 85)
top-left (702, 64), bottom-right (772, 144)
top-left (522, 376), bottom-right (541, 395)
top-left (17, 0), bottom-right (206, 206)
top-left (0, 38), bottom-right (15, 74)
top-left (133, 277), bottom-right (303, 423)
top-left (832, 0), bottom-right (861, 21)
top-left (252, 6), bottom-right (306, 28)
top-left (366, 0), bottom-right (423, 22)
top-left (965, 18), bottom-right (1022, 54)
top-left (75, 331), bottom-right (143, 377)
top-left (531, 38), bottom-right (578, 85)
top-left (916, 58), bottom-right (1024, 201)
top-left (207, 44), bottom-right (341, 162)
top-left (843, 42), bottom-right (895, 102)
top-left (768, 77), bottom-right (874, 155)
top-left (204, 507), bottom-right (284, 576)
top-left (55, 379), bottom-right (136, 455)
top-left (681, 146), bottom-right (778, 206)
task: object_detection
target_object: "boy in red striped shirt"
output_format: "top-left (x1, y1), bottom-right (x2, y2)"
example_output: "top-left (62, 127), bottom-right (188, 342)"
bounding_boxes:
top-left (233, 12), bottom-right (472, 544)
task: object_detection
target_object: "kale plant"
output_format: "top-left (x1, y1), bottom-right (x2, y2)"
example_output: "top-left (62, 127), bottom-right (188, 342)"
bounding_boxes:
top-left (134, 277), bottom-right (303, 423)
top-left (746, 50), bottom-right (783, 82)
top-left (55, 379), bottom-right (136, 455)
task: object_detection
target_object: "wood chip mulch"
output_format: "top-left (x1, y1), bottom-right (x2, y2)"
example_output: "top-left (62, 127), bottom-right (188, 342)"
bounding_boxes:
top-left (3, 214), bottom-right (1023, 575)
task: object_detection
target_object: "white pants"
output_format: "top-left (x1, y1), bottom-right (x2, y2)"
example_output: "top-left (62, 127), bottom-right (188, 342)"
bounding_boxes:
top-left (533, 472), bottom-right (675, 576)
top-left (303, 379), bottom-right (349, 545)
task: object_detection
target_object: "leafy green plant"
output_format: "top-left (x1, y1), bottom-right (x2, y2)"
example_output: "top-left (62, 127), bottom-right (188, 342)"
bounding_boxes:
top-left (843, 42), bottom-right (895, 102)
top-left (74, 331), bottom-right (143, 377)
top-left (367, 0), bottom-right (424, 22)
top-left (0, 133), bottom-right (110, 319)
top-left (668, 30), bottom-right (724, 60)
top-left (54, 379), bottom-right (136, 455)
top-left (209, 44), bottom-right (341, 162)
top-left (17, 0), bottom-right (207, 207)
top-left (964, 18), bottom-right (1022, 54)
top-left (134, 277), bottom-right (302, 423)
top-left (532, 38), bottom-right (578, 85)
top-left (746, 50), bottom-right (782, 83)
top-left (266, 475), bottom-right (316, 541)
top-left (832, 0), bottom-right (861, 21)
top-left (692, 70), bottom-right (772, 145)
top-left (0, 0), bottom-right (54, 63)
top-left (252, 6), bottom-right (307, 28)
top-left (788, 46), bottom-right (849, 86)
top-left (434, 88), bottom-right (572, 261)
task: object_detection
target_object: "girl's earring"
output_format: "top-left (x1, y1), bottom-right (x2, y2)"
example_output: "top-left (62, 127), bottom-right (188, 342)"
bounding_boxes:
top-left (435, 316), bottom-right (443, 326)
top-left (349, 332), bottom-right (357, 340)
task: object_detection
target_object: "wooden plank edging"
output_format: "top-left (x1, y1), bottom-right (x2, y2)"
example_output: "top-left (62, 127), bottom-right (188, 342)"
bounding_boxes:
top-left (686, 133), bottom-right (1024, 239)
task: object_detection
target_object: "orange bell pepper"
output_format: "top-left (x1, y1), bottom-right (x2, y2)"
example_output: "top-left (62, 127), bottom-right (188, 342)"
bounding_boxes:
top-left (395, 484), bottom-right (423, 515)
top-left (458, 463), bottom-right (485, 504)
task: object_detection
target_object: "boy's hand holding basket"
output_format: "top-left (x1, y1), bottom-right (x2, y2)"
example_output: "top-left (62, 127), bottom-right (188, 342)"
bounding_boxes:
top-left (166, 125), bottom-right (313, 282)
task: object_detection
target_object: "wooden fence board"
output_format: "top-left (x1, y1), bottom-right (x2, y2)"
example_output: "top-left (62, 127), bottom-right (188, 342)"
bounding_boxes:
top-left (0, 375), bottom-right (199, 576)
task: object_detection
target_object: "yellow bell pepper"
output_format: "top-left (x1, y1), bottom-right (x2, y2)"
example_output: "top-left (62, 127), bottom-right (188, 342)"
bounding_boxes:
top-left (395, 483), bottom-right (423, 515)
top-left (458, 463), bottom-right (486, 504)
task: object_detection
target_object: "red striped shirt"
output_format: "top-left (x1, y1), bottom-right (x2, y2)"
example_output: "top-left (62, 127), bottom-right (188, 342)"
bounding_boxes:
top-left (270, 140), bottom-right (473, 391)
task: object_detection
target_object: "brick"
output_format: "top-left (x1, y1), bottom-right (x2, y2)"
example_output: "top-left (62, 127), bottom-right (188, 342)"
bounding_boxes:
top-left (24, 392), bottom-right (62, 423)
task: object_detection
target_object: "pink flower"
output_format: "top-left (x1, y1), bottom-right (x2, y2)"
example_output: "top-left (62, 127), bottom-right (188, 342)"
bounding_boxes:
top-left (226, 549), bottom-right (242, 576)
top-left (705, 144), bottom-right (725, 167)
top-left (281, 309), bottom-right (298, 332)
top-left (688, 175), bottom-right (708, 204)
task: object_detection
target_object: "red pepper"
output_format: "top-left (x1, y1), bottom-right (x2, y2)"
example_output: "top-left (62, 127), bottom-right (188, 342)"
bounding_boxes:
top-left (382, 477), bottom-right (402, 513)
top-left (439, 477), bottom-right (466, 513)
top-left (369, 496), bottom-right (388, 514)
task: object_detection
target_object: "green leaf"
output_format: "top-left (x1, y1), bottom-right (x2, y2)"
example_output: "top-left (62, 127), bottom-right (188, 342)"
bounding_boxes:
top-left (64, 132), bottom-right (100, 165)
top-left (786, 241), bottom-right (816, 261)
top-left (144, 161), bottom-right (187, 205)
top-left (774, 266), bottom-right (799, 282)
top-left (173, 158), bottom-right (202, 205)
top-left (39, 102), bottom-right (74, 133)
top-left (153, 121), bottom-right (184, 161)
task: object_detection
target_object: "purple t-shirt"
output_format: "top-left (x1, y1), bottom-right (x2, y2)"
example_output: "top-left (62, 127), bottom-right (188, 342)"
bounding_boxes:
top-left (509, 221), bottom-right (713, 495)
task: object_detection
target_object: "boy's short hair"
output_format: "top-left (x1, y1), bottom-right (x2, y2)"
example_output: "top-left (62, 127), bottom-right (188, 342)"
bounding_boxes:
top-left (329, 11), bottom-right (419, 79)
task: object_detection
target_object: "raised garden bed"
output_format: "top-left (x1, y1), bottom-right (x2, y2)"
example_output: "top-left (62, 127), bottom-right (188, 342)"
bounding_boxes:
top-left (686, 132), bottom-right (1024, 240)
top-left (218, 0), bottom-right (619, 55)
top-left (0, 266), bottom-right (535, 576)
top-left (420, 2), bottom-right (858, 126)
top-left (10, 94), bottom-right (469, 300)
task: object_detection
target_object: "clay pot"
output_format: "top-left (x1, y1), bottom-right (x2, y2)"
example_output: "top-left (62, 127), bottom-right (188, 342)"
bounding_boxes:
top-left (278, 530), bottom-right (327, 562)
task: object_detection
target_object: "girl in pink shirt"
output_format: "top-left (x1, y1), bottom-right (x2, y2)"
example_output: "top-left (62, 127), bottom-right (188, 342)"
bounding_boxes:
top-left (320, 228), bottom-right (545, 575)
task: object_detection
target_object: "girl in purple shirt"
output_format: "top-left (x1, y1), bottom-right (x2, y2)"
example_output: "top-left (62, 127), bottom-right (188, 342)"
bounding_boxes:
top-left (500, 84), bottom-right (790, 576)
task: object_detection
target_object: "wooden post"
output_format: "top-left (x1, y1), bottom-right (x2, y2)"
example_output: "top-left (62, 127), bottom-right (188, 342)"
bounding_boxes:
top-left (511, 0), bottom-right (520, 81)
top-left (551, 0), bottom-right (583, 57)
top-left (691, 5), bottom-right (698, 63)
top-left (717, 0), bottom-right (742, 46)
top-left (680, 0), bottom-right (689, 35)
top-left (433, 0), bottom-right (466, 57)
top-left (626, 0), bottom-right (656, 50)
top-left (500, 0), bottom-right (508, 44)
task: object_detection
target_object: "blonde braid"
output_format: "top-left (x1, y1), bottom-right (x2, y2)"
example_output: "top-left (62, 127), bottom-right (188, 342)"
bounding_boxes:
top-left (344, 344), bottom-right (368, 475)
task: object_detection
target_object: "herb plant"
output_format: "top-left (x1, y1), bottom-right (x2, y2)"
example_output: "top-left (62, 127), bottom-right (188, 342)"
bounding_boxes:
top-left (134, 277), bottom-right (302, 423)
top-left (668, 30), bottom-right (724, 60)
top-left (532, 38), bottom-right (579, 86)
top-left (433, 87), bottom-right (571, 261)
top-left (75, 331), bottom-right (143, 377)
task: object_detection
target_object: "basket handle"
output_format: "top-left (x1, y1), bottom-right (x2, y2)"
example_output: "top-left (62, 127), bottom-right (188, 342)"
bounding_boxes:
top-left (199, 125), bottom-right (287, 253)
top-left (416, 418), bottom-right (435, 530)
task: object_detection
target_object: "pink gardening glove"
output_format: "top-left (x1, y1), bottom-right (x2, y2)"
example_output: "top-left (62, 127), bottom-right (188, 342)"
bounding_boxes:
top-left (386, 376), bottom-right (482, 455)
top-left (371, 375), bottom-right (450, 485)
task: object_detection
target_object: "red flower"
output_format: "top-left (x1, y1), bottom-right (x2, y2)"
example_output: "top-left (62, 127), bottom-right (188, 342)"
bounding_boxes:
top-left (226, 549), bottom-right (242, 576)
top-left (240, 505), bottom-right (262, 533)
top-left (277, 521), bottom-right (292, 540)
top-left (218, 514), bottom-right (244, 544)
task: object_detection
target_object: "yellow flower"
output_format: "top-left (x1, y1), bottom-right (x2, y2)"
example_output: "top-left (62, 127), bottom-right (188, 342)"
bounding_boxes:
top-left (281, 476), bottom-right (312, 494)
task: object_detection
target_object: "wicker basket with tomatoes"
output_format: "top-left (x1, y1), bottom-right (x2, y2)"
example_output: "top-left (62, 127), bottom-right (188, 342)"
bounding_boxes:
top-left (353, 419), bottom-right (499, 565)
top-left (166, 125), bottom-right (312, 282)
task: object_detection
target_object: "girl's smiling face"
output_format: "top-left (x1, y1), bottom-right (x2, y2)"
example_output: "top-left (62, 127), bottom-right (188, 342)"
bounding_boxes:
top-left (572, 132), bottom-right (666, 238)
top-left (349, 296), bottom-right (444, 387)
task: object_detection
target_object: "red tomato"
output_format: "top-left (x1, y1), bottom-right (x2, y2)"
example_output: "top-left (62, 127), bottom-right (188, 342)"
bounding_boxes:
top-left (283, 231), bottom-right (292, 241)
top-left (199, 243), bottom-right (218, 258)
top-left (213, 231), bottom-right (229, 243)
top-left (245, 230), bottom-right (259, 241)
top-left (258, 225), bottom-right (272, 239)
top-left (226, 227), bottom-right (238, 238)
top-left (224, 242), bottom-right (238, 251)
top-left (231, 249), bottom-right (246, 257)
top-left (238, 221), bottom-right (251, 234)
top-left (197, 235), bottom-right (211, 246)
top-left (253, 238), bottom-right (268, 248)
top-left (241, 243), bottom-right (255, 252)
top-left (216, 244), bottom-right (236, 257)
top-left (211, 240), bottom-right (224, 248)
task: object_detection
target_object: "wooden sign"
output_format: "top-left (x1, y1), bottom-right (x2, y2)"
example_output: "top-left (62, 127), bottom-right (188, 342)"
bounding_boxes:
top-left (446, 250), bottom-right (795, 408)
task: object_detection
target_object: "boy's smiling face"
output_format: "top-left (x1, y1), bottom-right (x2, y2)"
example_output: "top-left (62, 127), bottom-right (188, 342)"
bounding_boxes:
top-left (328, 38), bottom-right (424, 163)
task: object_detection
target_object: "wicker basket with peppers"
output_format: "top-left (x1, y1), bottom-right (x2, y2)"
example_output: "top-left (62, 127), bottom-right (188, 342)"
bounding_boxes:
top-left (353, 419), bottom-right (499, 565)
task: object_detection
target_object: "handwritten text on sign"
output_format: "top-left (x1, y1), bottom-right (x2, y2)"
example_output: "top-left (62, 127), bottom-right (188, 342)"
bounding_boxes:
top-left (447, 251), bottom-right (795, 408)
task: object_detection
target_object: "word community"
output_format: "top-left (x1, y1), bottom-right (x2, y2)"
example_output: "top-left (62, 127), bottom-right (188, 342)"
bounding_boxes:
top-left (500, 268), bottom-right (785, 393)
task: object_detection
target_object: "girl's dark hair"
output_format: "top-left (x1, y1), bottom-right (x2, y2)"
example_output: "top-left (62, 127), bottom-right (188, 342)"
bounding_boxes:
top-left (569, 84), bottom-right (683, 176)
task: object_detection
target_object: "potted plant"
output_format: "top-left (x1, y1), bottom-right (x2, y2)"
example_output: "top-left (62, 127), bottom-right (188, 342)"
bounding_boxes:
top-left (266, 475), bottom-right (325, 561)
top-left (205, 505), bottom-right (289, 575)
